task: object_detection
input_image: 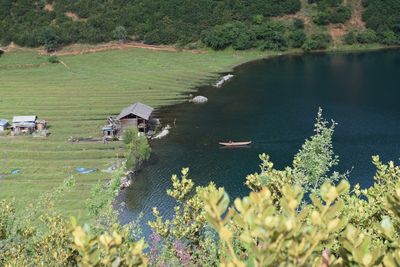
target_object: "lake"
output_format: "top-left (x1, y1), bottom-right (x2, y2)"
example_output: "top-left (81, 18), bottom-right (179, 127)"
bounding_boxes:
top-left (119, 50), bottom-right (400, 233)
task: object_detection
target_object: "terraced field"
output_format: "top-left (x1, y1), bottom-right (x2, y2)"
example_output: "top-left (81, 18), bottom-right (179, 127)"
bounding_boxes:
top-left (0, 47), bottom-right (268, 219)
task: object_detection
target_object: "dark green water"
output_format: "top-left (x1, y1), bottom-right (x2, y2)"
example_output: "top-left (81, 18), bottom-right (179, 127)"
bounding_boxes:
top-left (119, 50), bottom-right (400, 232)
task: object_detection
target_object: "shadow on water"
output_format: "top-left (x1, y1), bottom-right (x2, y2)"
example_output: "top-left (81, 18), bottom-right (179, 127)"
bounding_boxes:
top-left (118, 49), bottom-right (400, 236)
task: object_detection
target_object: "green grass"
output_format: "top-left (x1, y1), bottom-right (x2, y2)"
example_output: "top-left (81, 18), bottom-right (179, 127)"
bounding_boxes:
top-left (0, 47), bottom-right (270, 220)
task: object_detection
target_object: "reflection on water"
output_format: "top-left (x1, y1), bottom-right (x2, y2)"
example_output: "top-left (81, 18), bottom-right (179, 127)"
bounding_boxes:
top-left (119, 50), bottom-right (400, 235)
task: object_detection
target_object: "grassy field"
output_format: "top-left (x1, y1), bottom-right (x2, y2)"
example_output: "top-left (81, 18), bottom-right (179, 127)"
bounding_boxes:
top-left (0, 47), bottom-right (270, 219)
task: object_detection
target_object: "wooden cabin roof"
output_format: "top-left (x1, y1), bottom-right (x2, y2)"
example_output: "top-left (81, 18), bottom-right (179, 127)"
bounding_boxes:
top-left (12, 116), bottom-right (37, 123)
top-left (116, 102), bottom-right (154, 120)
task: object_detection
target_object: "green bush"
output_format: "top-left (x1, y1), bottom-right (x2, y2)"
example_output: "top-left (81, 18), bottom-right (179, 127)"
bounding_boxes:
top-left (313, 11), bottom-right (331, 25)
top-left (302, 33), bottom-right (331, 51)
top-left (47, 56), bottom-right (60, 64)
top-left (380, 30), bottom-right (400, 45)
top-left (363, 0), bottom-right (400, 33)
top-left (289, 29), bottom-right (306, 48)
top-left (344, 30), bottom-right (357, 44)
top-left (38, 26), bottom-right (61, 52)
top-left (293, 18), bottom-right (305, 29)
top-left (356, 29), bottom-right (378, 43)
top-left (232, 31), bottom-right (256, 50)
top-left (330, 5), bottom-right (352, 23)
top-left (112, 26), bottom-right (128, 42)
top-left (202, 24), bottom-right (236, 50)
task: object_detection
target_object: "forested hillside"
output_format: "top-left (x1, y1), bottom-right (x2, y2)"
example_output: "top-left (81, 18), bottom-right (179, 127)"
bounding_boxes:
top-left (0, 0), bottom-right (399, 51)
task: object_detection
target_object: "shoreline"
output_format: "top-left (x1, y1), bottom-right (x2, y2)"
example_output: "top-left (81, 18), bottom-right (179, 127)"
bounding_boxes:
top-left (155, 44), bottom-right (400, 113)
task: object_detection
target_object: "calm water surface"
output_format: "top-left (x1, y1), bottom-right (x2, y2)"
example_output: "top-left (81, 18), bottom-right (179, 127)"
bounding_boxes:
top-left (119, 50), bottom-right (400, 233)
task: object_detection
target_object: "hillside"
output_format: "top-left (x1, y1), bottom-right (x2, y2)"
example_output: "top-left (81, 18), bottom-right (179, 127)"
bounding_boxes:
top-left (0, 0), bottom-right (399, 52)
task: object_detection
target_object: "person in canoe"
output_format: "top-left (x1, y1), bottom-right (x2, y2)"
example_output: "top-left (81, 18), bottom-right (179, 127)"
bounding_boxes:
top-left (219, 140), bottom-right (252, 146)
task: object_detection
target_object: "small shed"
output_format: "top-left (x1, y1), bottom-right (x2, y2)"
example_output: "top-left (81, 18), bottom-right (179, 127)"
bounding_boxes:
top-left (102, 116), bottom-right (120, 140)
top-left (0, 119), bottom-right (9, 132)
top-left (102, 125), bottom-right (118, 140)
top-left (116, 102), bottom-right (154, 133)
top-left (12, 116), bottom-right (37, 135)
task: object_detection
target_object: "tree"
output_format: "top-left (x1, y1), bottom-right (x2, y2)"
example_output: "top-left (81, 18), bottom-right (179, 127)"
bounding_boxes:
top-left (246, 108), bottom-right (345, 196)
top-left (292, 108), bottom-right (342, 191)
top-left (112, 25), bottom-right (128, 42)
top-left (123, 128), bottom-right (151, 170)
top-left (38, 26), bottom-right (61, 52)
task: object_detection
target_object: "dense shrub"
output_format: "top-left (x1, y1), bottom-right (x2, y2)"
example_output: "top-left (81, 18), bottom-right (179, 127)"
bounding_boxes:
top-left (356, 29), bottom-right (378, 43)
top-left (363, 0), bottom-right (400, 33)
top-left (289, 29), bottom-right (306, 48)
top-left (302, 33), bottom-right (331, 51)
top-left (202, 22), bottom-right (244, 50)
top-left (1, 0), bottom-right (399, 50)
top-left (123, 128), bottom-right (151, 170)
top-left (312, 0), bottom-right (351, 26)
top-left (38, 26), bottom-right (62, 52)
top-left (313, 11), bottom-right (331, 25)
top-left (380, 30), bottom-right (400, 45)
top-left (112, 26), bottom-right (128, 42)
top-left (47, 56), bottom-right (60, 64)
top-left (232, 31), bottom-right (256, 50)
top-left (0, 0), bottom-right (301, 50)
top-left (344, 30), bottom-right (357, 44)
top-left (293, 18), bottom-right (305, 29)
top-left (330, 5), bottom-right (352, 23)
top-left (203, 20), bottom-right (290, 51)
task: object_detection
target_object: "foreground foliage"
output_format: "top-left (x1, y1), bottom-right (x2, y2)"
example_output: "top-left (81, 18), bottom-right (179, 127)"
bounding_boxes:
top-left (2, 110), bottom-right (400, 266)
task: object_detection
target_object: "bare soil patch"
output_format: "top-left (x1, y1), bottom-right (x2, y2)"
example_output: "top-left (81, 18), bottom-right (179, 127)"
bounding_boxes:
top-left (329, 24), bottom-right (347, 47)
top-left (347, 0), bottom-right (366, 29)
top-left (65, 12), bottom-right (86, 22)
top-left (44, 3), bottom-right (54, 12)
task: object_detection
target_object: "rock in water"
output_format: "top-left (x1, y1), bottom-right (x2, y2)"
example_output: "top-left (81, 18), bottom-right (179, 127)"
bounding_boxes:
top-left (214, 74), bottom-right (234, 88)
top-left (191, 96), bottom-right (208, 104)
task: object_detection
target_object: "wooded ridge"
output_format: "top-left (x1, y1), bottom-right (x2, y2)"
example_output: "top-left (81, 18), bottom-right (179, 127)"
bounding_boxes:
top-left (1, 0), bottom-right (399, 51)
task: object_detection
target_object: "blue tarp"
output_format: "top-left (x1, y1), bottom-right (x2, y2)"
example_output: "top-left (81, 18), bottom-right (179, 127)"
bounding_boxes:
top-left (11, 169), bottom-right (21, 175)
top-left (75, 167), bottom-right (96, 174)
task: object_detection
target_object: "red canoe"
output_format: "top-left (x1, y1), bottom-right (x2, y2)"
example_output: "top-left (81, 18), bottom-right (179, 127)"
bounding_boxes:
top-left (219, 141), bottom-right (252, 146)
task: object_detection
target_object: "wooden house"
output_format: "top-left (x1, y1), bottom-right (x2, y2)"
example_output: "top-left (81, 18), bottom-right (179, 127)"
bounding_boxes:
top-left (116, 102), bottom-right (154, 133)
top-left (12, 116), bottom-right (37, 135)
top-left (0, 119), bottom-right (9, 132)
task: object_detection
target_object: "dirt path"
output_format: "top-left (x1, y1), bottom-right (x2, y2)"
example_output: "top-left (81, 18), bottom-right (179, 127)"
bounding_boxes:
top-left (37, 42), bottom-right (204, 56)
top-left (347, 0), bottom-right (366, 29)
